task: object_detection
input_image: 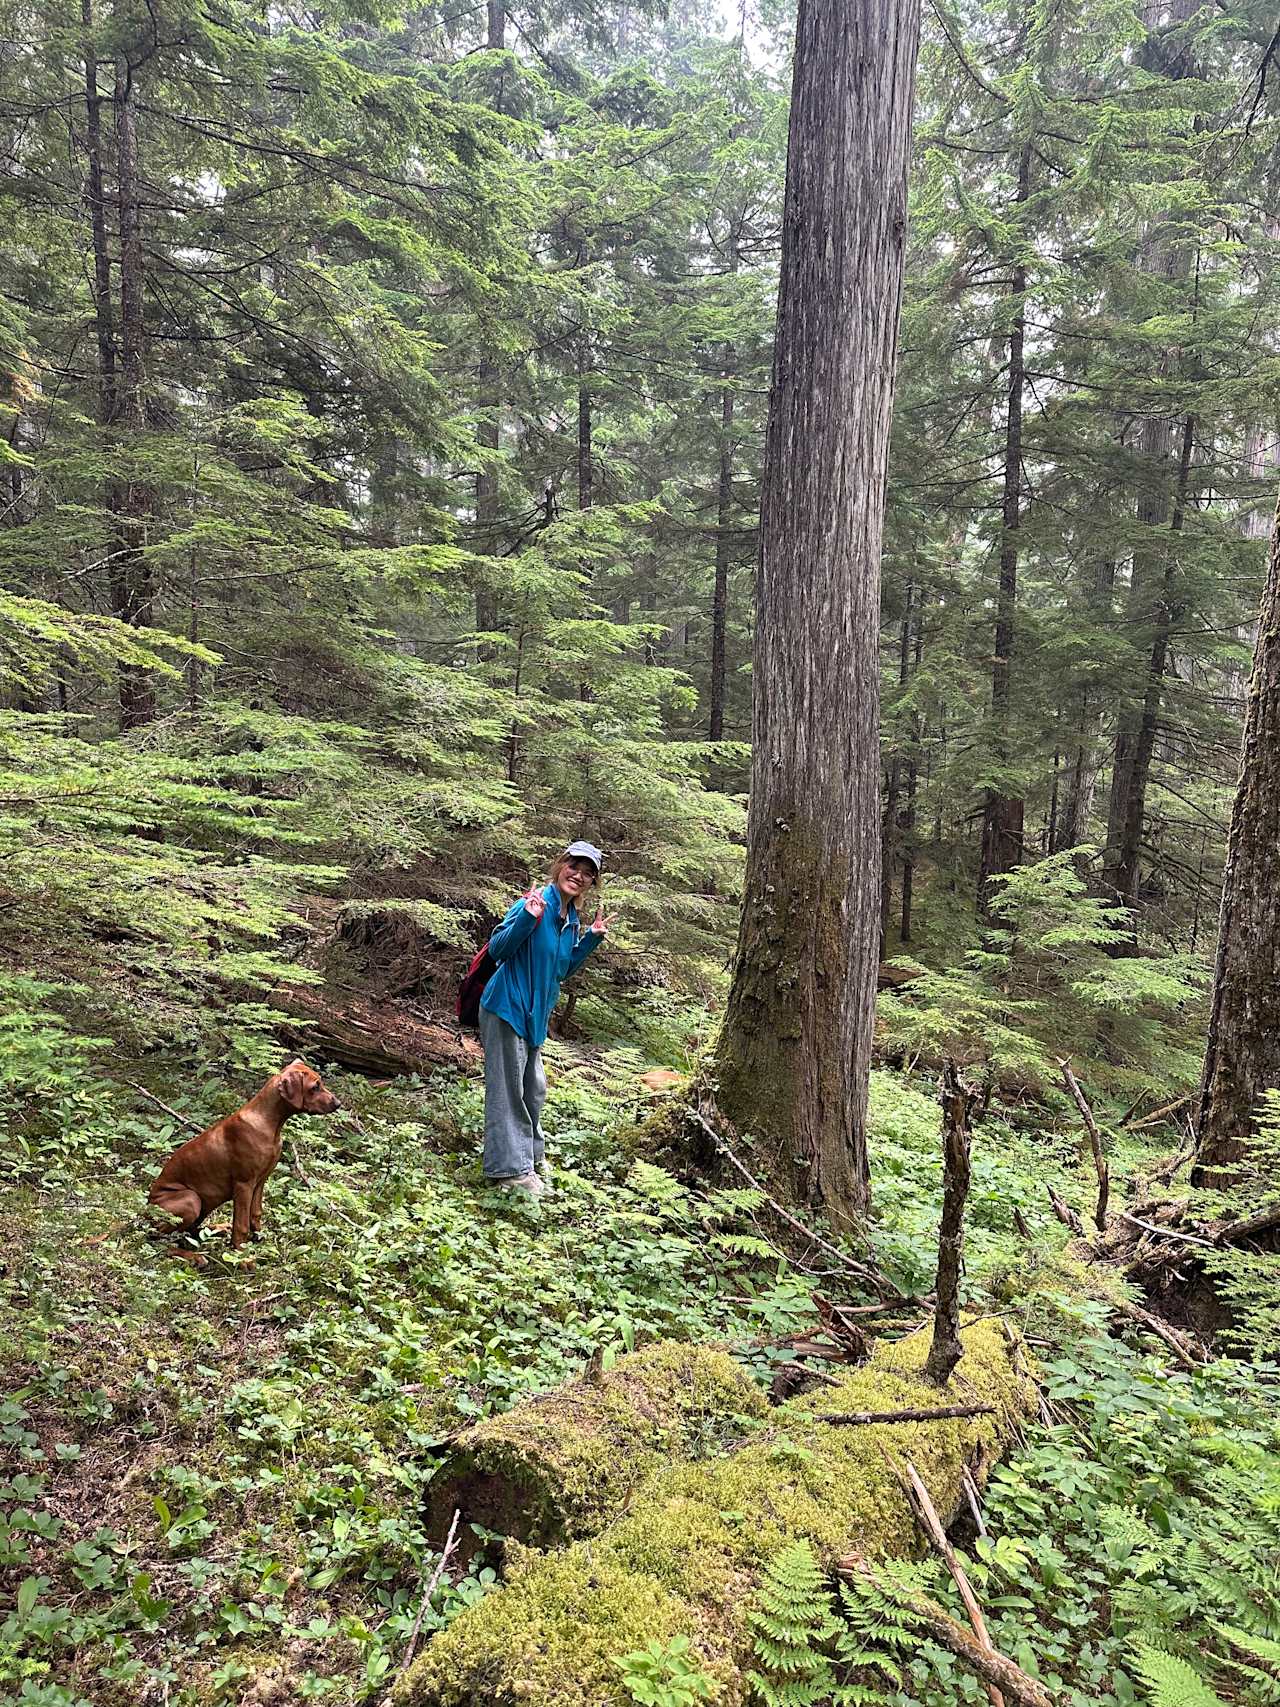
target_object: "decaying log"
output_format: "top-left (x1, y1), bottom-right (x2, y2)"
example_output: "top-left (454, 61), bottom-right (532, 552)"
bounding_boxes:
top-left (899, 1457), bottom-right (1004, 1707)
top-left (271, 985), bottom-right (478, 1078)
top-left (423, 1343), bottom-right (769, 1559)
top-left (1215, 1201), bottom-right (1280, 1246)
top-left (396, 1320), bottom-right (1038, 1707)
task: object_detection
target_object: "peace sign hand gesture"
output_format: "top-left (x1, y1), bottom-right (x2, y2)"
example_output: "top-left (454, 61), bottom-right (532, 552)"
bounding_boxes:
top-left (588, 906), bottom-right (616, 936)
top-left (522, 887), bottom-right (547, 919)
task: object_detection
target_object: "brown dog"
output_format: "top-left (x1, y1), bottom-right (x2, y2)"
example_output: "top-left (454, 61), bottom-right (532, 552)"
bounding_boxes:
top-left (147, 1058), bottom-right (339, 1251)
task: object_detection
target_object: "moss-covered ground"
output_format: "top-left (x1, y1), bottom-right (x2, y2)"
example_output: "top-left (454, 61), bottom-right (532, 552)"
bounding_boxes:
top-left (2, 1044), bottom-right (1278, 1707)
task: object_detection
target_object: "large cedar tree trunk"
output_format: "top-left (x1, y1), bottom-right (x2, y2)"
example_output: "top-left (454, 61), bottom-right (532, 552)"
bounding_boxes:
top-left (712, 0), bottom-right (922, 1228)
top-left (1194, 487), bottom-right (1280, 1180)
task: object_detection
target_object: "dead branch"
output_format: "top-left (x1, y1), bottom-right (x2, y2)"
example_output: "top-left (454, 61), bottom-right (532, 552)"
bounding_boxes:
top-left (1056, 1058), bottom-right (1109, 1232)
top-left (687, 1107), bottom-right (905, 1301)
top-left (124, 1080), bottom-right (202, 1132)
top-left (835, 1553), bottom-right (1057, 1707)
top-left (1046, 1185), bottom-right (1085, 1237)
top-left (926, 1061), bottom-right (974, 1385)
top-left (398, 1508), bottom-right (461, 1679)
top-left (1124, 1091), bottom-right (1192, 1131)
top-left (902, 1457), bottom-right (1005, 1707)
top-left (818, 1403), bottom-right (994, 1427)
top-left (1110, 1298), bottom-right (1202, 1372)
top-left (1116, 1210), bottom-right (1218, 1251)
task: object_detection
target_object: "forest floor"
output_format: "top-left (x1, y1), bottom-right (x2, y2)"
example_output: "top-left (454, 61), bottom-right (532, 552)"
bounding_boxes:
top-left (2, 1024), bottom-right (1278, 1707)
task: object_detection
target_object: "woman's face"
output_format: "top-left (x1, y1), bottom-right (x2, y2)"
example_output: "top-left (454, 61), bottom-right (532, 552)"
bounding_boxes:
top-left (556, 858), bottom-right (596, 904)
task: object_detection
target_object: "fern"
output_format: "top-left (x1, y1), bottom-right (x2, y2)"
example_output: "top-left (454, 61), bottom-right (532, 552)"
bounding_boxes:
top-left (746, 1542), bottom-right (841, 1707)
top-left (1134, 1647), bottom-right (1229, 1707)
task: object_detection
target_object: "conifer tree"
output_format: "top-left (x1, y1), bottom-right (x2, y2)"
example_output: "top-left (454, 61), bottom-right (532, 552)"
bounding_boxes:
top-left (713, 0), bottom-right (922, 1225)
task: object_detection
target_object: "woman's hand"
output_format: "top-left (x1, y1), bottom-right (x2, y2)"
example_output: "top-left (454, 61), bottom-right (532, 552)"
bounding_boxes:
top-left (588, 906), bottom-right (616, 936)
top-left (522, 887), bottom-right (547, 918)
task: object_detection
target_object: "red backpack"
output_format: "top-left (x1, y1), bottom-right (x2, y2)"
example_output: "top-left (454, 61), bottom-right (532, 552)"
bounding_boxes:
top-left (457, 944), bottom-right (496, 1027)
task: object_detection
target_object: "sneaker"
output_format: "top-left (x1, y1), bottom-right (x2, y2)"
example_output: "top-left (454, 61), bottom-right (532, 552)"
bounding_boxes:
top-left (492, 1172), bottom-right (544, 1197)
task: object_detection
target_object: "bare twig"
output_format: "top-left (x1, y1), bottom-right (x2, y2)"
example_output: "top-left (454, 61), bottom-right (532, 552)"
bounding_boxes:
top-left (1056, 1059), bottom-right (1108, 1232)
top-left (124, 1080), bottom-right (202, 1132)
top-left (1149, 1142), bottom-right (1196, 1185)
top-left (902, 1457), bottom-right (1005, 1707)
top-left (687, 1108), bottom-right (903, 1300)
top-left (398, 1508), bottom-right (461, 1678)
top-left (962, 1468), bottom-right (988, 1538)
top-left (818, 1403), bottom-right (994, 1426)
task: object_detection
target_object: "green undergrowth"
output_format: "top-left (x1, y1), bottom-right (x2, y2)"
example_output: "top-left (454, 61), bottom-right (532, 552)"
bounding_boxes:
top-left (0, 1043), bottom-right (1277, 1707)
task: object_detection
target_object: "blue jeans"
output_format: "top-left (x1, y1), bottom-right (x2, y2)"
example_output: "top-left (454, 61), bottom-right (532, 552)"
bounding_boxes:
top-left (478, 1006), bottom-right (547, 1181)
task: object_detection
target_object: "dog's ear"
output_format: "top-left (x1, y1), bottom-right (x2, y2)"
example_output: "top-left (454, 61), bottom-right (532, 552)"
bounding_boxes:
top-left (277, 1060), bottom-right (309, 1110)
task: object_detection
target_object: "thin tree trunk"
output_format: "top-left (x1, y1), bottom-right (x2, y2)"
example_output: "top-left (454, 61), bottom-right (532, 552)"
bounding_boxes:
top-left (1194, 483), bottom-right (1280, 1182)
top-left (901, 601), bottom-right (923, 943)
top-left (709, 368), bottom-right (735, 741)
top-left (111, 61), bottom-right (155, 730)
top-left (1108, 416), bottom-right (1195, 913)
top-left (577, 339), bottom-right (592, 512)
top-left (881, 581), bottom-right (913, 944)
top-left (978, 143), bottom-right (1031, 917)
top-left (712, 0), bottom-right (922, 1228)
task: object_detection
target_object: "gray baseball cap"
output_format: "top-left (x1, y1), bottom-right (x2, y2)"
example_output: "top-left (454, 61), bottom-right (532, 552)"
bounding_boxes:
top-left (564, 840), bottom-right (604, 873)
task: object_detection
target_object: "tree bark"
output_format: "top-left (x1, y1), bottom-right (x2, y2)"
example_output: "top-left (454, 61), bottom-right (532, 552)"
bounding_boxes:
top-left (881, 581), bottom-right (914, 944)
top-left (711, 0), bottom-right (922, 1227)
top-left (708, 365), bottom-right (735, 742)
top-left (110, 61), bottom-right (155, 729)
top-left (925, 1062), bottom-right (974, 1386)
top-left (1106, 416), bottom-right (1194, 913)
top-left (978, 143), bottom-right (1031, 917)
top-left (1194, 484), bottom-right (1280, 1181)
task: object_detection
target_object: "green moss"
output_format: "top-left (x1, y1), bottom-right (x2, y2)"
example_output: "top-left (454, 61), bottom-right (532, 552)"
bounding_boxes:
top-left (426, 1341), bottom-right (770, 1547)
top-left (398, 1320), bottom-right (1036, 1707)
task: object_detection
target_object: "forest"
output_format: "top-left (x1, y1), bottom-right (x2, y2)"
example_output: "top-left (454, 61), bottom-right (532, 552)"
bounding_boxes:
top-left (2, 0), bottom-right (1280, 1699)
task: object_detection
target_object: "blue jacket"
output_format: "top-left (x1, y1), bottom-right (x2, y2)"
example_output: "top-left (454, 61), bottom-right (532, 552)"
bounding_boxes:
top-left (480, 882), bottom-right (602, 1047)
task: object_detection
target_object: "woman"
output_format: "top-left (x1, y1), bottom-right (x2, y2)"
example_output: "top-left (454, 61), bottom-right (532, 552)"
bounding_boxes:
top-left (478, 840), bottom-right (613, 1194)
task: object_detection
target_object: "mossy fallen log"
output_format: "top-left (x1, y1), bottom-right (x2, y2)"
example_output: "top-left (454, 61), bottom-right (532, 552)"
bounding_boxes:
top-left (424, 1342), bottom-right (770, 1557)
top-left (396, 1320), bottom-right (1037, 1707)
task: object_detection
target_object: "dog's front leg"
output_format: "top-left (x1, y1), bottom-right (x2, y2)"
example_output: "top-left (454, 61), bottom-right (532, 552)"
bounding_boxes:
top-left (231, 1180), bottom-right (255, 1250)
top-left (249, 1177), bottom-right (267, 1241)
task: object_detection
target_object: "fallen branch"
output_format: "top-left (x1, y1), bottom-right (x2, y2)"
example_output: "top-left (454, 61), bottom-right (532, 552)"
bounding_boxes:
top-left (962, 1467), bottom-right (988, 1538)
top-left (835, 1553), bottom-right (1057, 1707)
top-left (398, 1508), bottom-right (461, 1680)
top-left (1056, 1059), bottom-right (1108, 1232)
top-left (902, 1457), bottom-right (1005, 1707)
top-left (1116, 1210), bottom-right (1218, 1251)
top-left (818, 1403), bottom-right (994, 1427)
top-left (1125, 1092), bottom-right (1193, 1132)
top-left (1215, 1201), bottom-right (1280, 1246)
top-left (1111, 1298), bottom-right (1202, 1372)
top-left (124, 1081), bottom-right (202, 1133)
top-left (687, 1108), bottom-right (904, 1300)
